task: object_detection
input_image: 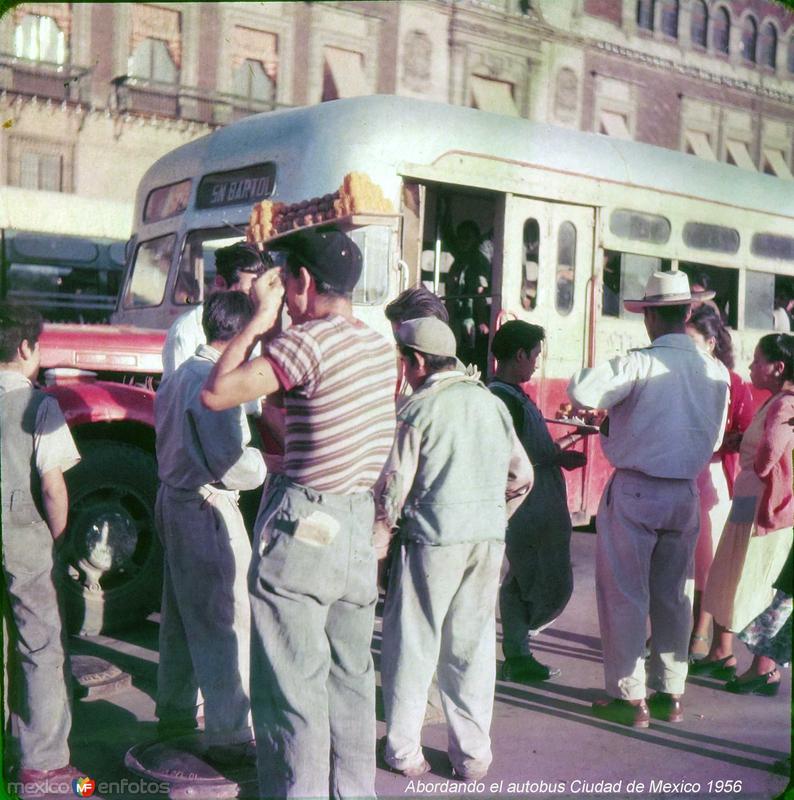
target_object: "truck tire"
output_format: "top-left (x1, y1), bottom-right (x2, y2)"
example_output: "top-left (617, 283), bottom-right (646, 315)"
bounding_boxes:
top-left (62, 441), bottom-right (162, 636)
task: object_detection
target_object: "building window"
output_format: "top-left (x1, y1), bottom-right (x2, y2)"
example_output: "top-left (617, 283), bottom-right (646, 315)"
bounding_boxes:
top-left (233, 59), bottom-right (275, 104)
top-left (636, 0), bottom-right (654, 31)
top-left (129, 38), bottom-right (178, 83)
top-left (20, 151), bottom-right (62, 191)
top-left (322, 47), bottom-right (367, 101)
top-left (231, 27), bottom-right (278, 104)
top-left (758, 23), bottom-right (777, 69)
top-left (690, 0), bottom-right (708, 48)
top-left (129, 5), bottom-right (181, 83)
top-left (13, 13), bottom-right (67, 64)
top-left (469, 76), bottom-right (519, 117)
top-left (741, 16), bottom-right (758, 63)
top-left (712, 6), bottom-right (730, 54)
top-left (8, 138), bottom-right (72, 193)
top-left (660, 0), bottom-right (678, 38)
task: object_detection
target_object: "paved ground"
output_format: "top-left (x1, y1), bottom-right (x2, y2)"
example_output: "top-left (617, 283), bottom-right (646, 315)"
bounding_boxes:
top-left (64, 531), bottom-right (791, 800)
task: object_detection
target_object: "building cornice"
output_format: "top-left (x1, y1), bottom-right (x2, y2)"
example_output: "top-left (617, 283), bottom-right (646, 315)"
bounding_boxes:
top-left (592, 40), bottom-right (794, 106)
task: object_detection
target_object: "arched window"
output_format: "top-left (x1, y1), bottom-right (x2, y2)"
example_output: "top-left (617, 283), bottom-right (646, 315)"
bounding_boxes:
top-left (758, 22), bottom-right (777, 69)
top-left (661, 0), bottom-right (678, 38)
top-left (233, 59), bottom-right (276, 104)
top-left (712, 7), bottom-right (731, 54)
top-left (636, 0), bottom-right (654, 31)
top-left (129, 38), bottom-right (178, 83)
top-left (741, 15), bottom-right (758, 63)
top-left (14, 14), bottom-right (66, 64)
top-left (690, 0), bottom-right (708, 48)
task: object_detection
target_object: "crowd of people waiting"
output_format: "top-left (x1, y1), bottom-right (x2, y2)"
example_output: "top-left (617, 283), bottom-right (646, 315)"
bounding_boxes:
top-left (1, 228), bottom-right (792, 799)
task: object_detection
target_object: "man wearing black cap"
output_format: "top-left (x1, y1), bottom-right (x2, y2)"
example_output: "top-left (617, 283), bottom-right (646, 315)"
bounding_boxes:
top-left (202, 226), bottom-right (397, 799)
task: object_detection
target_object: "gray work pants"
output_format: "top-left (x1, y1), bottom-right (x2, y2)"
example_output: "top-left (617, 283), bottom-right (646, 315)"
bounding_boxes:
top-left (381, 540), bottom-right (504, 777)
top-left (595, 470), bottom-right (699, 700)
top-left (156, 485), bottom-right (254, 746)
top-left (3, 533), bottom-right (71, 772)
top-left (249, 476), bottom-right (378, 800)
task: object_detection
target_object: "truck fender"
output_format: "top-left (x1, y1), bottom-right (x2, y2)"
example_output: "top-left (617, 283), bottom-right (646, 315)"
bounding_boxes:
top-left (44, 380), bottom-right (156, 429)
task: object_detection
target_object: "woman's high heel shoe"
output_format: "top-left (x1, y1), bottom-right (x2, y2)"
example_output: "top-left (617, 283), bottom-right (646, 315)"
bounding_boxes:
top-left (688, 655), bottom-right (736, 680)
top-left (725, 670), bottom-right (781, 696)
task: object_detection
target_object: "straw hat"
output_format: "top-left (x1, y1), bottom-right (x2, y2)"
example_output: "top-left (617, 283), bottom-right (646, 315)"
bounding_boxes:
top-left (623, 270), bottom-right (715, 313)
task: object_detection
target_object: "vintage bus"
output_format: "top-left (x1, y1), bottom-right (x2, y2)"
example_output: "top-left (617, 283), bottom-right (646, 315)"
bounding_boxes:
top-left (115, 94), bottom-right (794, 523)
top-left (48, 95), bottom-right (794, 634)
top-left (0, 187), bottom-right (131, 323)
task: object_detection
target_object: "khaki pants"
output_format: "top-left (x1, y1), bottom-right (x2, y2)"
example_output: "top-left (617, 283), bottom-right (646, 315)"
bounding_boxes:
top-left (595, 470), bottom-right (699, 700)
top-left (381, 540), bottom-right (504, 777)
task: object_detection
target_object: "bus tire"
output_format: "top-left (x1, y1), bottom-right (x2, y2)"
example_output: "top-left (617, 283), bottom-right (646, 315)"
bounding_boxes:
top-left (62, 441), bottom-right (162, 637)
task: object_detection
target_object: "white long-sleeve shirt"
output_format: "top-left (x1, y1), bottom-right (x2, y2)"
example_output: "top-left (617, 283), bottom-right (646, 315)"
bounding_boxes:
top-left (568, 334), bottom-right (729, 480)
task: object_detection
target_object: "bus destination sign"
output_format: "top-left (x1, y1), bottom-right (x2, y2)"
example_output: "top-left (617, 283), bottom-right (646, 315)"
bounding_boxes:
top-left (196, 163), bottom-right (276, 210)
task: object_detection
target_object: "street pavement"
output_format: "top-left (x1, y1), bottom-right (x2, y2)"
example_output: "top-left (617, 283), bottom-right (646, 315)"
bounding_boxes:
top-left (64, 531), bottom-right (791, 800)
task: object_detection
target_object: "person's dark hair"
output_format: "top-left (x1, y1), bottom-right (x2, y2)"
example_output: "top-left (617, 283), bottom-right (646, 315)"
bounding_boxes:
top-left (398, 344), bottom-right (457, 372)
top-left (0, 303), bottom-right (43, 362)
top-left (651, 304), bottom-right (690, 325)
top-left (757, 333), bottom-right (794, 382)
top-left (456, 220), bottom-right (481, 242)
top-left (691, 272), bottom-right (712, 291)
top-left (385, 286), bottom-right (449, 324)
top-left (687, 304), bottom-right (734, 370)
top-left (215, 243), bottom-right (272, 287)
top-left (202, 291), bottom-right (254, 344)
top-left (285, 254), bottom-right (351, 300)
top-left (490, 320), bottom-right (545, 360)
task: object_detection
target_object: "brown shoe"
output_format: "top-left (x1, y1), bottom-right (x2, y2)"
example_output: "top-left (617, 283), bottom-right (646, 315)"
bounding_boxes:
top-left (592, 698), bottom-right (650, 728)
top-left (648, 692), bottom-right (684, 723)
top-left (16, 765), bottom-right (87, 799)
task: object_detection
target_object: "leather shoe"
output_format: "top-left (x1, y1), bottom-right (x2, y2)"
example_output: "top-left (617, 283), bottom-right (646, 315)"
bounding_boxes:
top-left (648, 692), bottom-right (684, 723)
top-left (502, 654), bottom-right (561, 682)
top-left (205, 740), bottom-right (257, 768)
top-left (16, 766), bottom-right (87, 799)
top-left (592, 698), bottom-right (650, 728)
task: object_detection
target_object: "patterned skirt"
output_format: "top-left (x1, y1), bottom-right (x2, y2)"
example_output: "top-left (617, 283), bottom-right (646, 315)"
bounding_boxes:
top-left (737, 589), bottom-right (792, 666)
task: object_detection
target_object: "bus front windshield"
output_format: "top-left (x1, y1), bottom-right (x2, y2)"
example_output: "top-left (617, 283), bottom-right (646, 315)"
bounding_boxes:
top-left (178, 223), bottom-right (392, 307)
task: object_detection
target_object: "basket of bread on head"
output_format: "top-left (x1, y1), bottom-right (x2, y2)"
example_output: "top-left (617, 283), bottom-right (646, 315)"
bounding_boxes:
top-left (246, 172), bottom-right (397, 247)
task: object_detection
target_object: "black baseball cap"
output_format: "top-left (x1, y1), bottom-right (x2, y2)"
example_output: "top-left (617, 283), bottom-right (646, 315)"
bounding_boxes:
top-left (279, 227), bottom-right (363, 293)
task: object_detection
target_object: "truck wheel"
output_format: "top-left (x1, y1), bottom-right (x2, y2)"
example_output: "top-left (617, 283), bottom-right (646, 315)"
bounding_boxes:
top-left (62, 441), bottom-right (161, 636)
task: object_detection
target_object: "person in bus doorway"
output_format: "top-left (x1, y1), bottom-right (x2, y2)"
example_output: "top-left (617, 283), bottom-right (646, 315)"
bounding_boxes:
top-left (161, 242), bottom-right (273, 380)
top-left (489, 321), bottom-right (594, 683)
top-left (0, 304), bottom-right (83, 798)
top-left (201, 227), bottom-right (397, 800)
top-left (374, 317), bottom-right (532, 781)
top-left (568, 270), bottom-right (729, 727)
top-left (445, 220), bottom-right (492, 376)
top-left (154, 291), bottom-right (266, 767)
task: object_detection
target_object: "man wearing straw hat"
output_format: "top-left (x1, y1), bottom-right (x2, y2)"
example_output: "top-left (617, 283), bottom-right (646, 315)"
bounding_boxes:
top-left (568, 270), bottom-right (729, 727)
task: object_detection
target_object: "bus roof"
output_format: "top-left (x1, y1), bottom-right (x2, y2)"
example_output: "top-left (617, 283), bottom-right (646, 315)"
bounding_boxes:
top-left (0, 187), bottom-right (133, 240)
top-left (137, 95), bottom-right (794, 223)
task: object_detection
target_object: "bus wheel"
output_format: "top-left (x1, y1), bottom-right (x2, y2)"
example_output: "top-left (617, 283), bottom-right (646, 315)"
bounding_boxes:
top-left (62, 441), bottom-right (161, 637)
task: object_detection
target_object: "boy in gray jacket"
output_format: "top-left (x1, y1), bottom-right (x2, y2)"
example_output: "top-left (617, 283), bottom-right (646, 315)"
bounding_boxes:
top-left (375, 317), bottom-right (533, 781)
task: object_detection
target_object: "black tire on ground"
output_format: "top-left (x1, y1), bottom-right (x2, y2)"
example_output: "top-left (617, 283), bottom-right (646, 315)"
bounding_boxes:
top-left (62, 440), bottom-right (162, 637)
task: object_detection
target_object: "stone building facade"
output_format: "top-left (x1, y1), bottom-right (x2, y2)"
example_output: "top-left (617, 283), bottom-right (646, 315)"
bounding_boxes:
top-left (0, 0), bottom-right (792, 215)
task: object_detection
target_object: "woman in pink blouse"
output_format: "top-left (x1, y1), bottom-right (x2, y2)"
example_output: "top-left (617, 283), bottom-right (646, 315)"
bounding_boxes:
top-left (691, 334), bottom-right (794, 694)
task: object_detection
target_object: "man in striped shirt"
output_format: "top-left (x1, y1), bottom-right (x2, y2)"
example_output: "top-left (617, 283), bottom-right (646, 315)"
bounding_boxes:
top-left (202, 226), bottom-right (396, 800)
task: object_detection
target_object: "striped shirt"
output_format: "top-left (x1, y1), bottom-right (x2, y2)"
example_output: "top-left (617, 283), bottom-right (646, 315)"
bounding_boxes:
top-left (265, 315), bottom-right (397, 493)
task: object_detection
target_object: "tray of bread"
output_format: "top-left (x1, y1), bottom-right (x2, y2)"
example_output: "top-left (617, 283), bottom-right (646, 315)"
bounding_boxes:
top-left (246, 172), bottom-right (398, 246)
top-left (544, 403), bottom-right (605, 433)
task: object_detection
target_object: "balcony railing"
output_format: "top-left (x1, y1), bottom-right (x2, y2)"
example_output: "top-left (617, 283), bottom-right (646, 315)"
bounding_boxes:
top-left (110, 75), bottom-right (288, 125)
top-left (0, 53), bottom-right (92, 102)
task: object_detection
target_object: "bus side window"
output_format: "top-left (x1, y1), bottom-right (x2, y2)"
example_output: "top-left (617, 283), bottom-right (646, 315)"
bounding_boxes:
top-left (678, 263), bottom-right (739, 327)
top-left (556, 221), bottom-right (576, 315)
top-left (601, 251), bottom-right (668, 319)
top-left (745, 271), bottom-right (794, 331)
top-left (521, 218), bottom-right (539, 311)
